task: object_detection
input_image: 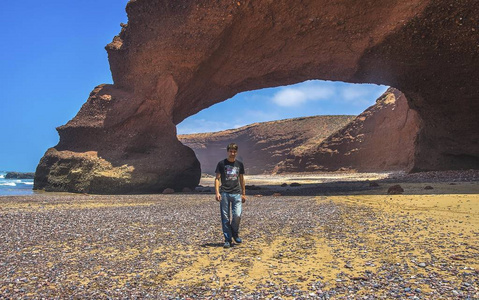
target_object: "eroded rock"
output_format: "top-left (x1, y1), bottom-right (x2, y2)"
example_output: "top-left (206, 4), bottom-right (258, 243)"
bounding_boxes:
top-left (35, 0), bottom-right (479, 193)
top-left (275, 88), bottom-right (420, 172)
top-left (34, 85), bottom-right (200, 194)
top-left (179, 116), bottom-right (354, 175)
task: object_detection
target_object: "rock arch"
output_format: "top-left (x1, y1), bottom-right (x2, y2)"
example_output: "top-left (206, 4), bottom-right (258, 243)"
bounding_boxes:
top-left (35, 0), bottom-right (479, 193)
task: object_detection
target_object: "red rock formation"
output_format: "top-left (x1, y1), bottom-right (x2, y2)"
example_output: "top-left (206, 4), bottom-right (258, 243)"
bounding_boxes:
top-left (275, 88), bottom-right (420, 172)
top-left (35, 85), bottom-right (200, 194)
top-left (35, 0), bottom-right (479, 193)
top-left (179, 115), bottom-right (354, 175)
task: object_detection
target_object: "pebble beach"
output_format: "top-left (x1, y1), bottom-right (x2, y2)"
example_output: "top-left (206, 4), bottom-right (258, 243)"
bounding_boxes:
top-left (1, 171), bottom-right (478, 299)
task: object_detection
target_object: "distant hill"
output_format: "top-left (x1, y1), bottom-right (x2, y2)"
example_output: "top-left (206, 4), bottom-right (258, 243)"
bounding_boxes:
top-left (275, 88), bottom-right (420, 173)
top-left (179, 115), bottom-right (355, 174)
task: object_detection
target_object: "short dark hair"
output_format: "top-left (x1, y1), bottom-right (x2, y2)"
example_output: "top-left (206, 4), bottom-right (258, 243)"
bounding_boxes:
top-left (227, 143), bottom-right (238, 151)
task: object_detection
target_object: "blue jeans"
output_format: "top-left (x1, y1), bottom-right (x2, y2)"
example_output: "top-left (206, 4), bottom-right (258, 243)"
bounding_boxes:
top-left (220, 192), bottom-right (242, 242)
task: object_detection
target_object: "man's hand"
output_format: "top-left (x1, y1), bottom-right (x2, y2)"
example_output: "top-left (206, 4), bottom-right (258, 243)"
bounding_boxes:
top-left (241, 194), bottom-right (247, 203)
top-left (215, 173), bottom-right (221, 202)
top-left (239, 174), bottom-right (246, 203)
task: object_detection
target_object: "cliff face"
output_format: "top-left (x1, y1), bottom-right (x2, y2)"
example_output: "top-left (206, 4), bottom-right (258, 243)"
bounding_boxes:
top-left (275, 88), bottom-right (420, 173)
top-left (34, 84), bottom-right (200, 194)
top-left (179, 116), bottom-right (355, 175)
top-left (35, 0), bottom-right (479, 193)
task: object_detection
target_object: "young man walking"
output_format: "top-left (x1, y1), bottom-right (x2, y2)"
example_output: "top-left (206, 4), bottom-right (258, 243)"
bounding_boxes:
top-left (215, 143), bottom-right (247, 248)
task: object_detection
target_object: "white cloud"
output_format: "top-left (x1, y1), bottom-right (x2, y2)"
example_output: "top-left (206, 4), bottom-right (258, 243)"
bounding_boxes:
top-left (272, 89), bottom-right (307, 107)
top-left (339, 84), bottom-right (388, 106)
top-left (271, 81), bottom-right (335, 107)
top-left (341, 85), bottom-right (370, 101)
top-left (300, 83), bottom-right (336, 100)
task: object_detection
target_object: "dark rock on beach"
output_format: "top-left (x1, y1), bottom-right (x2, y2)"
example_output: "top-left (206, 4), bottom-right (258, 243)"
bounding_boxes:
top-left (387, 184), bottom-right (404, 194)
top-left (162, 188), bottom-right (175, 194)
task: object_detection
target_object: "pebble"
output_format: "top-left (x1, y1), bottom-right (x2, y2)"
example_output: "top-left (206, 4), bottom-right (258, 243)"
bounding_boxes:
top-left (1, 174), bottom-right (477, 299)
top-left (162, 188), bottom-right (175, 194)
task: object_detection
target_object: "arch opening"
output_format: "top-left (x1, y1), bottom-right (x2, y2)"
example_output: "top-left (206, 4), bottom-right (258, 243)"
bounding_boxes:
top-left (177, 80), bottom-right (388, 135)
top-left (177, 80), bottom-right (420, 176)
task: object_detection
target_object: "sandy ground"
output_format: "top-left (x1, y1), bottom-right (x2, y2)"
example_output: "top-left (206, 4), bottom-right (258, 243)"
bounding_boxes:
top-left (0, 172), bottom-right (478, 298)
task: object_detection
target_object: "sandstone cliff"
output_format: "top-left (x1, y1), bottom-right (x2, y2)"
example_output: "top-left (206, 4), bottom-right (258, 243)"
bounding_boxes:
top-left (35, 0), bottom-right (478, 193)
top-left (275, 88), bottom-right (420, 173)
top-left (179, 115), bottom-right (354, 175)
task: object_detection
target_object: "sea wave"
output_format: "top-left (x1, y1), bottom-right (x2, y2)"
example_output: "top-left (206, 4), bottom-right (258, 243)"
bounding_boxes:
top-left (0, 182), bottom-right (16, 186)
top-left (22, 182), bottom-right (34, 185)
top-left (4, 179), bottom-right (22, 183)
top-left (0, 175), bottom-right (4, 179)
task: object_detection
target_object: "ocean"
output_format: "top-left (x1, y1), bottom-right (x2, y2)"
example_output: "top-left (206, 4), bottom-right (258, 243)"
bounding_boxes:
top-left (0, 171), bottom-right (34, 196)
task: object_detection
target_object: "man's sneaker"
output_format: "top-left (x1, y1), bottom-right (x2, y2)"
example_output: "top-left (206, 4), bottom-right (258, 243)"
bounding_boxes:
top-left (233, 236), bottom-right (242, 244)
top-left (223, 241), bottom-right (231, 248)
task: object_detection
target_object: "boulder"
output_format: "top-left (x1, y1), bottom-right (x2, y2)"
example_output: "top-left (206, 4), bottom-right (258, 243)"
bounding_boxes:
top-left (387, 185), bottom-right (404, 195)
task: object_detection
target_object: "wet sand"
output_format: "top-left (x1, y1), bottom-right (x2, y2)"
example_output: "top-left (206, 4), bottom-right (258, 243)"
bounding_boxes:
top-left (0, 172), bottom-right (478, 298)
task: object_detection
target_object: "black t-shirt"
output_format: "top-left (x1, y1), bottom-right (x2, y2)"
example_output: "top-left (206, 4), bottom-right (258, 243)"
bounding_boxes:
top-left (215, 159), bottom-right (245, 194)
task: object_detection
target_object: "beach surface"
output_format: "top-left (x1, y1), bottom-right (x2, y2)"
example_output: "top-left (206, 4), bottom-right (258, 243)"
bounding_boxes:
top-left (1, 172), bottom-right (478, 298)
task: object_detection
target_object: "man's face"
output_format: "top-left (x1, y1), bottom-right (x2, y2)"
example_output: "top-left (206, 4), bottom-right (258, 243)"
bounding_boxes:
top-left (227, 149), bottom-right (237, 160)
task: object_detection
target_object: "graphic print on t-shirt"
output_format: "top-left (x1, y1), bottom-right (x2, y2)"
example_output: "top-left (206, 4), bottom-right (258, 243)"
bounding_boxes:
top-left (225, 165), bottom-right (239, 181)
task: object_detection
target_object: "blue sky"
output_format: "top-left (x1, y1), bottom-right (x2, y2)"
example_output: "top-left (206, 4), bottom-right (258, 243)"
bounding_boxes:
top-left (1, 1), bottom-right (387, 172)
top-left (177, 81), bottom-right (387, 134)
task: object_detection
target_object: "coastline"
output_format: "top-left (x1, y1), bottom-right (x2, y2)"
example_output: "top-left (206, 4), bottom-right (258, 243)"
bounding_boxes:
top-left (0, 171), bottom-right (34, 196)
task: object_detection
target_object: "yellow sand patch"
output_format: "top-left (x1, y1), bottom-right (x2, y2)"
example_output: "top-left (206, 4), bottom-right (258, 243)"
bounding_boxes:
top-left (158, 233), bottom-right (341, 293)
top-left (324, 193), bottom-right (479, 293)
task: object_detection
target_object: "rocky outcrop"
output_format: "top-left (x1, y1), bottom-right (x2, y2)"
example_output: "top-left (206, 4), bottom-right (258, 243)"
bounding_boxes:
top-left (275, 88), bottom-right (420, 173)
top-left (5, 172), bottom-right (35, 179)
top-left (36, 0), bottom-right (478, 193)
top-left (179, 115), bottom-right (354, 175)
top-left (34, 85), bottom-right (200, 194)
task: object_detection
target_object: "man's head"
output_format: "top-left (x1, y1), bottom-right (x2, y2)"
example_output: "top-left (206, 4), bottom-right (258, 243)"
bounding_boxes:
top-left (226, 143), bottom-right (238, 161)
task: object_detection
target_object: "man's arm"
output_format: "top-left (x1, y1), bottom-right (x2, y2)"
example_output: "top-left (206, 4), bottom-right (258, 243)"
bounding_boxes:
top-left (239, 174), bottom-right (247, 203)
top-left (215, 173), bottom-right (221, 202)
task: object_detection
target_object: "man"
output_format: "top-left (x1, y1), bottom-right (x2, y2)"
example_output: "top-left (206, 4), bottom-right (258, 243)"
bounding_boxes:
top-left (215, 143), bottom-right (247, 248)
